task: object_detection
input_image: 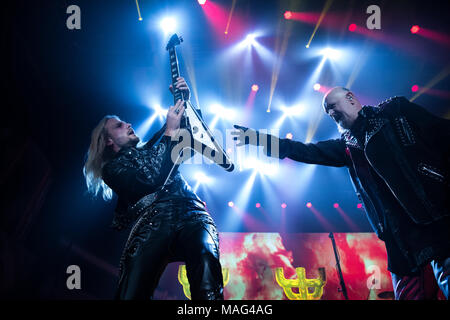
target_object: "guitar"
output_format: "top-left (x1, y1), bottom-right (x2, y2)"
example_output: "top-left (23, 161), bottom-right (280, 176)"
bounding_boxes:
top-left (166, 34), bottom-right (234, 172)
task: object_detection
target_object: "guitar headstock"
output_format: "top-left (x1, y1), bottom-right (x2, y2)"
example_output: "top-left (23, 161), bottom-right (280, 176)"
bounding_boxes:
top-left (166, 34), bottom-right (183, 51)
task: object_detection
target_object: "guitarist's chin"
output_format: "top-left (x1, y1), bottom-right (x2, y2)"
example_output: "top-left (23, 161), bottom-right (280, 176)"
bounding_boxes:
top-left (127, 135), bottom-right (140, 147)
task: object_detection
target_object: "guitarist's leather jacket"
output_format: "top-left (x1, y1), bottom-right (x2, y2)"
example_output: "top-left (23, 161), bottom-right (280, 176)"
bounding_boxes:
top-left (102, 135), bottom-right (204, 231)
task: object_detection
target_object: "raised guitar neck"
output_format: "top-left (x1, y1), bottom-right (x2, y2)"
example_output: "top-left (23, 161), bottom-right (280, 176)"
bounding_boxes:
top-left (168, 46), bottom-right (184, 104)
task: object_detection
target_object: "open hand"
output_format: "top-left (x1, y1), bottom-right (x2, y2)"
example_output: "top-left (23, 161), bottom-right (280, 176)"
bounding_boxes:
top-left (231, 124), bottom-right (260, 146)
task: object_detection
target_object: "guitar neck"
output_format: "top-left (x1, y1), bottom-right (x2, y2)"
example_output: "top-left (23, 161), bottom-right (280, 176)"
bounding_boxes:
top-left (168, 47), bottom-right (184, 104)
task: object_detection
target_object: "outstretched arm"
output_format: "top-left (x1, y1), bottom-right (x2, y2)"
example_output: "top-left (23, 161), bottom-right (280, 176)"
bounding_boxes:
top-left (231, 125), bottom-right (350, 168)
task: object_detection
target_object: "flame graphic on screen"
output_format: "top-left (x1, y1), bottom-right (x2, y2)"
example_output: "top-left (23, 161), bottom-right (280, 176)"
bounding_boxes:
top-left (220, 232), bottom-right (296, 300)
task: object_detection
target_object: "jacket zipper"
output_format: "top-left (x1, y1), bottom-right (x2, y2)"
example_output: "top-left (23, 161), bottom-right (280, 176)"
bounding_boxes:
top-left (420, 165), bottom-right (444, 180)
top-left (399, 118), bottom-right (413, 145)
top-left (378, 223), bottom-right (384, 233)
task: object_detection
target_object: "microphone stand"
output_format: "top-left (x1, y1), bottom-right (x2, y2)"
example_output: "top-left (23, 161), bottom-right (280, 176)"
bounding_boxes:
top-left (329, 232), bottom-right (349, 300)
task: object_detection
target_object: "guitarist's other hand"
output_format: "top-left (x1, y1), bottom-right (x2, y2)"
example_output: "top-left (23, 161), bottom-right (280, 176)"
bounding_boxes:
top-left (169, 77), bottom-right (190, 100)
top-left (231, 124), bottom-right (264, 147)
top-left (165, 100), bottom-right (185, 137)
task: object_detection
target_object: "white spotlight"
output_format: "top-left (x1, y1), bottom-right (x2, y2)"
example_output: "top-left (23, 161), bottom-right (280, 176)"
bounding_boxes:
top-left (281, 104), bottom-right (305, 117)
top-left (321, 47), bottom-right (341, 60)
top-left (209, 103), bottom-right (236, 120)
top-left (195, 171), bottom-right (211, 184)
top-left (243, 157), bottom-right (279, 176)
top-left (159, 17), bottom-right (177, 34)
top-left (244, 33), bottom-right (257, 46)
top-left (193, 171), bottom-right (212, 192)
top-left (153, 104), bottom-right (167, 117)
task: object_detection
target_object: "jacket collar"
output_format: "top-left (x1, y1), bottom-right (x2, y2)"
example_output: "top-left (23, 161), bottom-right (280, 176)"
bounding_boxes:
top-left (341, 106), bottom-right (378, 149)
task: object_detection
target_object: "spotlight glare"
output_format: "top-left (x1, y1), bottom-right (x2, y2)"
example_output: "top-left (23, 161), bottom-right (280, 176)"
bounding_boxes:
top-left (285, 133), bottom-right (293, 140)
top-left (198, 0), bottom-right (207, 5)
top-left (243, 157), bottom-right (279, 176)
top-left (281, 203), bottom-right (287, 209)
top-left (210, 103), bottom-right (236, 120)
top-left (281, 103), bottom-right (305, 117)
top-left (284, 11), bottom-right (292, 20)
top-left (411, 25), bottom-right (420, 34)
top-left (153, 104), bottom-right (167, 117)
top-left (194, 171), bottom-right (211, 184)
top-left (411, 84), bottom-right (419, 92)
top-left (333, 203), bottom-right (339, 208)
top-left (348, 23), bottom-right (357, 32)
top-left (321, 47), bottom-right (341, 60)
top-left (244, 33), bottom-right (257, 46)
top-left (256, 203), bottom-right (261, 208)
top-left (251, 84), bottom-right (259, 92)
top-left (313, 83), bottom-right (321, 91)
top-left (159, 17), bottom-right (177, 33)
top-left (228, 201), bottom-right (234, 207)
top-left (357, 203), bottom-right (363, 209)
top-left (306, 202), bottom-right (312, 208)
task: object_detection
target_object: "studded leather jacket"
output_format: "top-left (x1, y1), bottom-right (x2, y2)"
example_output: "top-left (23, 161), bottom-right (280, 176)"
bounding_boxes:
top-left (343, 97), bottom-right (450, 229)
top-left (269, 97), bottom-right (450, 273)
top-left (102, 135), bottom-right (203, 231)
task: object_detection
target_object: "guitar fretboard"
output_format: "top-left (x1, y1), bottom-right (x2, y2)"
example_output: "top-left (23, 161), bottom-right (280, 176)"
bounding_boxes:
top-left (168, 47), bottom-right (184, 104)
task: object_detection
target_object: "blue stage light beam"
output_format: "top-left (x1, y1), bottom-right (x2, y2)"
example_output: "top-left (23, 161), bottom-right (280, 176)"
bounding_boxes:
top-left (207, 103), bottom-right (237, 130)
top-left (136, 104), bottom-right (167, 140)
top-left (272, 102), bottom-right (306, 129)
top-left (193, 171), bottom-right (213, 193)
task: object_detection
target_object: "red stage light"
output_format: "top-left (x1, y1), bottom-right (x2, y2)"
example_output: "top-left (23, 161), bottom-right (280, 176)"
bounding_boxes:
top-left (411, 85), bottom-right (419, 92)
top-left (348, 23), bottom-right (357, 32)
top-left (284, 11), bottom-right (292, 20)
top-left (333, 203), bottom-right (339, 208)
top-left (256, 203), bottom-right (261, 208)
top-left (251, 84), bottom-right (259, 92)
top-left (306, 202), bottom-right (312, 208)
top-left (411, 25), bottom-right (420, 34)
top-left (198, 0), bottom-right (207, 5)
top-left (228, 201), bottom-right (234, 207)
top-left (281, 203), bottom-right (287, 209)
top-left (357, 203), bottom-right (363, 209)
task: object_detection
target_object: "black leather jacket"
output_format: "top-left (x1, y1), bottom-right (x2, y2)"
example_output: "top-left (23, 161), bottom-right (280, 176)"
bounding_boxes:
top-left (270, 97), bottom-right (450, 273)
top-left (102, 135), bottom-right (203, 230)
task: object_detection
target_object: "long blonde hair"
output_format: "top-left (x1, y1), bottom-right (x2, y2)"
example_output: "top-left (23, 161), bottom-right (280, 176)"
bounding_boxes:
top-left (83, 115), bottom-right (118, 201)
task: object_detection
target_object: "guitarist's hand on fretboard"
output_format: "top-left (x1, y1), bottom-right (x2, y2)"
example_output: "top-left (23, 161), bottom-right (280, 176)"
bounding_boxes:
top-left (169, 77), bottom-right (190, 101)
top-left (164, 100), bottom-right (186, 138)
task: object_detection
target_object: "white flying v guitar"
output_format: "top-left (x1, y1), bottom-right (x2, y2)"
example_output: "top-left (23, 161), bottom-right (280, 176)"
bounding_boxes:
top-left (166, 34), bottom-right (234, 172)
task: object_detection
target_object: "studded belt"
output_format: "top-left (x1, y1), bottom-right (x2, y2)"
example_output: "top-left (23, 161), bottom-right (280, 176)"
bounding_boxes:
top-left (128, 191), bottom-right (160, 220)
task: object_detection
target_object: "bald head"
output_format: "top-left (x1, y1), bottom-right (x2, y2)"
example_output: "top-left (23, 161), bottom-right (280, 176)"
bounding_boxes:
top-left (322, 87), bottom-right (362, 130)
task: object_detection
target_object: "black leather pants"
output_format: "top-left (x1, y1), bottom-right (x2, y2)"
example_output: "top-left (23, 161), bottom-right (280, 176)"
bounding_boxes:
top-left (115, 200), bottom-right (224, 300)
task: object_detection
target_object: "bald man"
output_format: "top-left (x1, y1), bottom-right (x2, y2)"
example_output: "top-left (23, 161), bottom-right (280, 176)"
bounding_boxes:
top-left (232, 87), bottom-right (450, 300)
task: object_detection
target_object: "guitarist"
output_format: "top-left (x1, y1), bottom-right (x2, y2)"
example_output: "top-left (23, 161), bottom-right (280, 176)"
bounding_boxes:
top-left (83, 78), bottom-right (224, 300)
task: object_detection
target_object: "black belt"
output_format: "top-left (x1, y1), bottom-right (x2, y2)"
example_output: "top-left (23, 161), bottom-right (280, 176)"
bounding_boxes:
top-left (128, 192), bottom-right (159, 219)
top-left (128, 191), bottom-right (206, 219)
